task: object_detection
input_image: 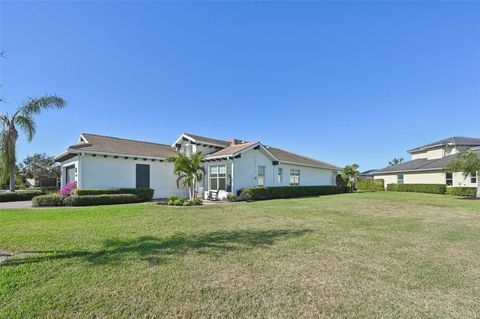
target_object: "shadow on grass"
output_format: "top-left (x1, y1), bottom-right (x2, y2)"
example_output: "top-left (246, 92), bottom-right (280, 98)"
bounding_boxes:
top-left (3, 229), bottom-right (311, 267)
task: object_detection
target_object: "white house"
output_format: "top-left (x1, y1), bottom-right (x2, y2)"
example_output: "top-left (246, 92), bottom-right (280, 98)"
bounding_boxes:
top-left (373, 136), bottom-right (480, 188)
top-left (54, 133), bottom-right (340, 199)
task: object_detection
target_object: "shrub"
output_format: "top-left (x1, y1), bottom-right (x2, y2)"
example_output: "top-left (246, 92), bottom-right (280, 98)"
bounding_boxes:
top-left (239, 185), bottom-right (346, 201)
top-left (32, 195), bottom-right (66, 207)
top-left (166, 196), bottom-right (202, 206)
top-left (446, 187), bottom-right (477, 197)
top-left (227, 194), bottom-right (237, 202)
top-left (387, 183), bottom-right (446, 194)
top-left (356, 179), bottom-right (384, 192)
top-left (75, 188), bottom-right (154, 202)
top-left (173, 199), bottom-right (184, 206)
top-left (0, 190), bottom-right (44, 202)
top-left (30, 186), bottom-right (60, 192)
top-left (191, 198), bottom-right (203, 206)
top-left (167, 195), bottom-right (179, 202)
top-left (59, 181), bottom-right (77, 196)
top-left (65, 194), bottom-right (138, 206)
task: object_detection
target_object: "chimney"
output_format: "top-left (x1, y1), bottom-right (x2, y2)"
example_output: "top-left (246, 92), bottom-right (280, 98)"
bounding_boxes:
top-left (230, 138), bottom-right (242, 146)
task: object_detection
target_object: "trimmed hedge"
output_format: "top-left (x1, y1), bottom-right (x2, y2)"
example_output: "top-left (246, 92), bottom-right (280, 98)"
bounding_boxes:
top-left (33, 194), bottom-right (139, 207)
top-left (0, 190), bottom-right (44, 202)
top-left (75, 188), bottom-right (154, 201)
top-left (446, 187), bottom-right (477, 197)
top-left (387, 183), bottom-right (446, 194)
top-left (66, 194), bottom-right (138, 206)
top-left (29, 186), bottom-right (60, 192)
top-left (356, 179), bottom-right (384, 192)
top-left (32, 195), bottom-right (65, 207)
top-left (240, 186), bottom-right (346, 201)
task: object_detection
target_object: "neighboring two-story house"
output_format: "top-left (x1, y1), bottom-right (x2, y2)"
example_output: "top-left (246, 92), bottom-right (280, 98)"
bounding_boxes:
top-left (54, 133), bottom-right (340, 199)
top-left (373, 137), bottom-right (480, 188)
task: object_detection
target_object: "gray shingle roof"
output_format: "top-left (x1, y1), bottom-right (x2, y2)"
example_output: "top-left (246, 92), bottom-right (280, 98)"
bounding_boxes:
top-left (205, 142), bottom-right (258, 158)
top-left (57, 132), bottom-right (340, 170)
top-left (374, 148), bottom-right (480, 174)
top-left (70, 133), bottom-right (177, 158)
top-left (267, 146), bottom-right (340, 170)
top-left (408, 136), bottom-right (480, 153)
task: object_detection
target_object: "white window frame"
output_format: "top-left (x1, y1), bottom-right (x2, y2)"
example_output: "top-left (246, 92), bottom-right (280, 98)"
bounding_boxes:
top-left (209, 164), bottom-right (226, 191)
top-left (446, 172), bottom-right (453, 186)
top-left (290, 169), bottom-right (300, 186)
top-left (277, 168), bottom-right (283, 183)
top-left (470, 172), bottom-right (477, 184)
top-left (258, 165), bottom-right (266, 187)
top-left (397, 174), bottom-right (404, 184)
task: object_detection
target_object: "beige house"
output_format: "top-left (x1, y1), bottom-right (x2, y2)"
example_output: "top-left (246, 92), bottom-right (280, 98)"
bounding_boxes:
top-left (373, 137), bottom-right (480, 188)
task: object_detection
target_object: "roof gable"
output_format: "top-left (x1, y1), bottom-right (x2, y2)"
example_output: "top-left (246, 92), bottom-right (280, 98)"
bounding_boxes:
top-left (173, 133), bottom-right (230, 148)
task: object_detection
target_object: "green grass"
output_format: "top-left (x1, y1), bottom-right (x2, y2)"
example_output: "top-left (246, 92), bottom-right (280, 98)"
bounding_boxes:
top-left (1, 192), bottom-right (479, 318)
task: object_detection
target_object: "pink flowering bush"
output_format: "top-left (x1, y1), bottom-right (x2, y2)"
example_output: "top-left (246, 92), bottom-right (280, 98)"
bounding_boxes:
top-left (59, 181), bottom-right (77, 197)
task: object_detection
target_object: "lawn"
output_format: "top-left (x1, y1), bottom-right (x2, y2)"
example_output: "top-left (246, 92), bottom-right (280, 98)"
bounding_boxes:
top-left (1, 192), bottom-right (479, 318)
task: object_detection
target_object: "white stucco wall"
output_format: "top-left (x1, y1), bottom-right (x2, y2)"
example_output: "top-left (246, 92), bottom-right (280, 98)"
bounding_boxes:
top-left (374, 170), bottom-right (477, 188)
top-left (79, 155), bottom-right (186, 198)
top-left (373, 174), bottom-right (398, 187)
top-left (232, 148), bottom-right (336, 194)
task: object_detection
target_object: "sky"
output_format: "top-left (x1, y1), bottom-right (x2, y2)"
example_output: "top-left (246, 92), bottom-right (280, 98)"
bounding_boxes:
top-left (1, 1), bottom-right (479, 171)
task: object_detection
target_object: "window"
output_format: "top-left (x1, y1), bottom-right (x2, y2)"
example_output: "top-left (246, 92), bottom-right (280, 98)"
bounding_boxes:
top-left (182, 143), bottom-right (193, 157)
top-left (471, 172), bottom-right (477, 184)
top-left (209, 165), bottom-right (226, 191)
top-left (277, 168), bottom-right (283, 183)
top-left (290, 169), bottom-right (300, 186)
top-left (397, 174), bottom-right (404, 184)
top-left (258, 165), bottom-right (265, 187)
top-left (446, 172), bottom-right (453, 186)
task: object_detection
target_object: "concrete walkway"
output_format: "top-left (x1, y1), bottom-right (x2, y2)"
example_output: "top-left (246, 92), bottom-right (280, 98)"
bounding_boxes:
top-left (0, 200), bottom-right (33, 209)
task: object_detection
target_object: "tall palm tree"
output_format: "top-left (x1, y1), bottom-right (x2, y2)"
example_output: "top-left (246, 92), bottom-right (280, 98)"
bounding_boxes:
top-left (1, 95), bottom-right (66, 191)
top-left (388, 158), bottom-right (404, 166)
top-left (167, 151), bottom-right (205, 200)
top-left (446, 150), bottom-right (480, 198)
top-left (341, 164), bottom-right (361, 192)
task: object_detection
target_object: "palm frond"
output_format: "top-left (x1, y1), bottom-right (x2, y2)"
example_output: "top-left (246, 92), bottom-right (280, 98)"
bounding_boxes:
top-left (13, 115), bottom-right (36, 142)
top-left (15, 95), bottom-right (66, 117)
top-left (446, 151), bottom-right (480, 178)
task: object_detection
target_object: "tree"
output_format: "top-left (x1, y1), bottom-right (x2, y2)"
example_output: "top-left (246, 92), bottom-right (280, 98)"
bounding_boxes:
top-left (446, 150), bottom-right (480, 198)
top-left (167, 152), bottom-right (205, 201)
top-left (20, 153), bottom-right (60, 183)
top-left (388, 158), bottom-right (404, 166)
top-left (0, 95), bottom-right (66, 191)
top-left (341, 164), bottom-right (361, 192)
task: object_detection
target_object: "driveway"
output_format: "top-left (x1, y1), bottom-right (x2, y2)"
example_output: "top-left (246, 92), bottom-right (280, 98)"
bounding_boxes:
top-left (0, 200), bottom-right (33, 209)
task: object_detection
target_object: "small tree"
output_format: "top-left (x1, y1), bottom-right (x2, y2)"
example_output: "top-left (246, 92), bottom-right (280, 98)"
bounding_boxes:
top-left (341, 164), bottom-right (361, 192)
top-left (446, 150), bottom-right (480, 198)
top-left (20, 153), bottom-right (60, 184)
top-left (0, 95), bottom-right (66, 191)
top-left (388, 158), bottom-right (404, 166)
top-left (167, 152), bottom-right (205, 201)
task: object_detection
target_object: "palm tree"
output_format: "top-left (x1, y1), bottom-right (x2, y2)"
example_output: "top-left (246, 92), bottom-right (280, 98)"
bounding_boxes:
top-left (446, 150), bottom-right (480, 198)
top-left (341, 164), bottom-right (361, 192)
top-left (167, 151), bottom-right (205, 200)
top-left (388, 158), bottom-right (404, 166)
top-left (1, 95), bottom-right (66, 191)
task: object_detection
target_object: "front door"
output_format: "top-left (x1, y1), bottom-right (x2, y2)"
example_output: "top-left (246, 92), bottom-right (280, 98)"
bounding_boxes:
top-left (65, 165), bottom-right (75, 184)
top-left (136, 164), bottom-right (150, 188)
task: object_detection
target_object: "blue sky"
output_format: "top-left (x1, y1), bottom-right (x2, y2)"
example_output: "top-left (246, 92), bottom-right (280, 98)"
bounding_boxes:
top-left (1, 1), bottom-right (479, 171)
